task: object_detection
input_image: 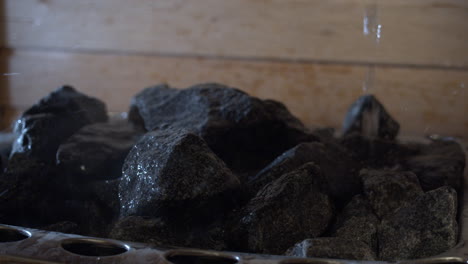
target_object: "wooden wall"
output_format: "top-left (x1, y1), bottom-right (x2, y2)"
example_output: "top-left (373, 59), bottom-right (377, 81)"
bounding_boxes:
top-left (1, 0), bottom-right (467, 137)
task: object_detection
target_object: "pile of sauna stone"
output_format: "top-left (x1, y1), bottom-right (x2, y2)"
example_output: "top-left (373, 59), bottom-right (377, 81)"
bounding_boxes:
top-left (0, 83), bottom-right (464, 261)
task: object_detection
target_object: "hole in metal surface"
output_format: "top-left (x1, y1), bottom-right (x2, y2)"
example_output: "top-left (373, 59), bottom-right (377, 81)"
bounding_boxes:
top-left (166, 251), bottom-right (238, 264)
top-left (0, 225), bottom-right (31, 242)
top-left (61, 238), bottom-right (129, 257)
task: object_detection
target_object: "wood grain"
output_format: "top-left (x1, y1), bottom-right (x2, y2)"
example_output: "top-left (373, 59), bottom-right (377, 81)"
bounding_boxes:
top-left (3, 0), bottom-right (468, 67)
top-left (2, 49), bottom-right (467, 137)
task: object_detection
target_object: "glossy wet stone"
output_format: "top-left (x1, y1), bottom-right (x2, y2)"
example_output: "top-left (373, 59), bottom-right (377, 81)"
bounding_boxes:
top-left (286, 237), bottom-right (376, 260)
top-left (231, 163), bottom-right (334, 254)
top-left (128, 83), bottom-right (317, 173)
top-left (119, 129), bottom-right (240, 222)
top-left (379, 186), bottom-right (458, 260)
top-left (11, 86), bottom-right (108, 162)
top-left (248, 141), bottom-right (361, 205)
top-left (342, 95), bottom-right (399, 140)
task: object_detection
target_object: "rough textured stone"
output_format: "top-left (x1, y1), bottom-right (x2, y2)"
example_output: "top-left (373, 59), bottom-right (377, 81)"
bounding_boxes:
top-left (231, 163), bottom-right (334, 254)
top-left (405, 140), bottom-right (465, 191)
top-left (57, 119), bottom-right (143, 181)
top-left (361, 169), bottom-right (423, 218)
top-left (119, 129), bottom-right (240, 222)
top-left (379, 186), bottom-right (458, 261)
top-left (248, 142), bottom-right (361, 205)
top-left (286, 237), bottom-right (376, 260)
top-left (342, 95), bottom-right (399, 140)
top-left (0, 154), bottom-right (63, 226)
top-left (11, 86), bottom-right (108, 162)
top-left (128, 83), bottom-right (317, 173)
top-left (331, 195), bottom-right (379, 251)
top-left (60, 199), bottom-right (115, 237)
top-left (109, 216), bottom-right (227, 250)
top-left (340, 133), bottom-right (422, 168)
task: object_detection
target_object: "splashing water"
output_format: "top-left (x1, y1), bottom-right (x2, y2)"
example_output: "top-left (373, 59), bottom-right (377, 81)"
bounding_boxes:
top-left (362, 0), bottom-right (381, 94)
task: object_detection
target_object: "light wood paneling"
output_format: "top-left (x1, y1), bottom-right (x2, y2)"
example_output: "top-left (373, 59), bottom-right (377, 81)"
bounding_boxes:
top-left (2, 49), bottom-right (467, 137)
top-left (3, 0), bottom-right (468, 67)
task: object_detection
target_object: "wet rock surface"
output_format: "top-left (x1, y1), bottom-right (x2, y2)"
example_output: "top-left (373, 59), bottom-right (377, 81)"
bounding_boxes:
top-left (0, 85), bottom-right (465, 261)
top-left (405, 140), bottom-right (465, 191)
top-left (128, 83), bottom-right (317, 173)
top-left (286, 237), bottom-right (376, 260)
top-left (57, 119), bottom-right (143, 181)
top-left (11, 86), bottom-right (108, 162)
top-left (379, 186), bottom-right (458, 260)
top-left (342, 94), bottom-right (400, 140)
top-left (119, 129), bottom-right (240, 222)
top-left (361, 169), bottom-right (424, 218)
top-left (340, 133), bottom-right (422, 168)
top-left (231, 163), bottom-right (334, 254)
top-left (248, 141), bottom-right (361, 205)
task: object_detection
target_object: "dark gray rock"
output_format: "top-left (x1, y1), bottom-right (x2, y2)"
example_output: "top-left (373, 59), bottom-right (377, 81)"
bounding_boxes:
top-left (119, 129), bottom-right (240, 222)
top-left (286, 237), bottom-right (376, 260)
top-left (331, 195), bottom-right (379, 251)
top-left (0, 153), bottom-right (63, 226)
top-left (248, 142), bottom-right (361, 205)
top-left (342, 95), bottom-right (399, 140)
top-left (128, 83), bottom-right (317, 173)
top-left (57, 119), bottom-right (143, 181)
top-left (11, 86), bottom-right (108, 162)
top-left (60, 178), bottom-right (121, 222)
top-left (405, 140), bottom-right (465, 191)
top-left (340, 133), bottom-right (422, 168)
top-left (379, 186), bottom-right (458, 260)
top-left (109, 216), bottom-right (227, 250)
top-left (361, 169), bottom-right (423, 218)
top-left (109, 216), bottom-right (175, 246)
top-left (60, 199), bottom-right (115, 237)
top-left (231, 163), bottom-right (334, 254)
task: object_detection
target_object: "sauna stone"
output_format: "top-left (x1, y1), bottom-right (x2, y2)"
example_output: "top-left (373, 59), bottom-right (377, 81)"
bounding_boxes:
top-left (405, 140), bottom-right (465, 191)
top-left (360, 169), bottom-right (423, 218)
top-left (57, 119), bottom-right (143, 181)
top-left (128, 83), bottom-right (317, 173)
top-left (342, 94), bottom-right (400, 140)
top-left (232, 163), bottom-right (334, 254)
top-left (0, 154), bottom-right (61, 226)
top-left (119, 129), bottom-right (241, 222)
top-left (379, 186), bottom-right (458, 260)
top-left (331, 195), bottom-right (379, 252)
top-left (340, 133), bottom-right (421, 168)
top-left (11, 86), bottom-right (108, 162)
top-left (109, 216), bottom-right (227, 250)
top-left (248, 141), bottom-right (361, 205)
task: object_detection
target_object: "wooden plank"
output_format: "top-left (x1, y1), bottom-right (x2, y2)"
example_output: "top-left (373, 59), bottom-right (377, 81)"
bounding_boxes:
top-left (2, 0), bottom-right (468, 67)
top-left (1, 49), bottom-right (467, 137)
